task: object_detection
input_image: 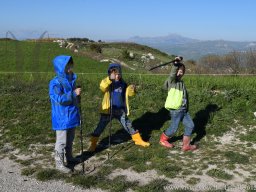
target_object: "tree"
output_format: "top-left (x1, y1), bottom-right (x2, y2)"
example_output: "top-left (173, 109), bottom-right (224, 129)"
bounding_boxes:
top-left (223, 51), bottom-right (241, 74)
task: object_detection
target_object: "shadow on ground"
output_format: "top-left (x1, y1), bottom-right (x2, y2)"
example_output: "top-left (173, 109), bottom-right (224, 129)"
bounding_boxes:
top-left (74, 104), bottom-right (220, 169)
top-left (133, 107), bottom-right (170, 140)
top-left (191, 104), bottom-right (221, 144)
top-left (169, 104), bottom-right (221, 144)
top-left (73, 107), bottom-right (170, 169)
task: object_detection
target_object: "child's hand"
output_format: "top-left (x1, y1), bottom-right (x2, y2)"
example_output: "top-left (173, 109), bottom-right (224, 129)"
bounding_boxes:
top-left (109, 72), bottom-right (116, 80)
top-left (173, 56), bottom-right (183, 66)
top-left (74, 88), bottom-right (81, 96)
top-left (175, 56), bottom-right (182, 62)
top-left (130, 84), bottom-right (136, 92)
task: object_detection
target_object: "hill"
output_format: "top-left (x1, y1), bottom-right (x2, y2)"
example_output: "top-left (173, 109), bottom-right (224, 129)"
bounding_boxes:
top-left (0, 39), bottom-right (178, 74)
top-left (154, 40), bottom-right (256, 60)
top-left (126, 34), bottom-right (256, 60)
top-left (128, 34), bottom-right (199, 45)
top-left (0, 40), bottom-right (104, 73)
top-left (58, 39), bottom-right (177, 73)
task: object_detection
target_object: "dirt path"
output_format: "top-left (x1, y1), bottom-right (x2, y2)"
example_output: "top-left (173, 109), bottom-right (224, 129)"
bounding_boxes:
top-left (0, 157), bottom-right (104, 192)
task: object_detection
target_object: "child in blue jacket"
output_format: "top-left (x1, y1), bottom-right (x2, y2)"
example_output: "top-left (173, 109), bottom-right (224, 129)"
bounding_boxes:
top-left (49, 55), bottom-right (81, 173)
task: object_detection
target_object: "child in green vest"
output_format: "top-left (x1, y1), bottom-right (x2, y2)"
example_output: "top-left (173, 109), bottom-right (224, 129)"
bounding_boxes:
top-left (159, 57), bottom-right (197, 151)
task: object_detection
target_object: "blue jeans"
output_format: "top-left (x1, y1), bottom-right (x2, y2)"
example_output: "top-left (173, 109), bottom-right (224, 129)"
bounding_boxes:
top-left (92, 110), bottom-right (137, 137)
top-left (164, 109), bottom-right (194, 137)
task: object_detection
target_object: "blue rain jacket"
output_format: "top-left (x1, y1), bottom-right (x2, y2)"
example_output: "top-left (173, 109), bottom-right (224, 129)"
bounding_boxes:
top-left (49, 55), bottom-right (80, 130)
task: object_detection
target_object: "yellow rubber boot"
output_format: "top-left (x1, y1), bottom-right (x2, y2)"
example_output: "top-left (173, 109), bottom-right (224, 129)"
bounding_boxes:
top-left (131, 133), bottom-right (150, 147)
top-left (88, 136), bottom-right (99, 152)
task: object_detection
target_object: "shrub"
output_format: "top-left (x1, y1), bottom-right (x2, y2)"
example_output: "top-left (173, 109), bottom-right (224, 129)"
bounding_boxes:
top-left (89, 43), bottom-right (102, 53)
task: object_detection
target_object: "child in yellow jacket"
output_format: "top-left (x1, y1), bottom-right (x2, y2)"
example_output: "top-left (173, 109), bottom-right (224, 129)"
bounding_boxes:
top-left (88, 63), bottom-right (150, 151)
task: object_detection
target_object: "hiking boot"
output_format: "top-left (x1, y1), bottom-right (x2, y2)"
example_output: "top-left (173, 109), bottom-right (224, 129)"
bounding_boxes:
top-left (55, 151), bottom-right (72, 173)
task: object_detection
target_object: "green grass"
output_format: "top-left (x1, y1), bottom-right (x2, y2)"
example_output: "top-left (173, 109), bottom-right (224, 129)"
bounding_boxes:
top-left (21, 167), bottom-right (37, 176)
top-left (240, 129), bottom-right (256, 142)
top-left (186, 177), bottom-right (201, 185)
top-left (71, 174), bottom-right (101, 188)
top-left (0, 40), bottom-right (111, 73)
top-left (36, 168), bottom-right (66, 181)
top-left (1, 69), bottom-right (256, 190)
top-left (134, 179), bottom-right (170, 192)
top-left (224, 151), bottom-right (249, 164)
top-left (206, 169), bottom-right (233, 180)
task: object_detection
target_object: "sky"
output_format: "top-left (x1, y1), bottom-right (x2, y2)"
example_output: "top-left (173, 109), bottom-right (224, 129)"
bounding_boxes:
top-left (0, 0), bottom-right (255, 41)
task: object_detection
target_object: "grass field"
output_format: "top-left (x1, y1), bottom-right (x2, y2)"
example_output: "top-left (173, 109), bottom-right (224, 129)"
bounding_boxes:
top-left (1, 40), bottom-right (256, 191)
top-left (0, 40), bottom-right (173, 74)
top-left (0, 40), bottom-right (110, 73)
top-left (1, 72), bottom-right (256, 191)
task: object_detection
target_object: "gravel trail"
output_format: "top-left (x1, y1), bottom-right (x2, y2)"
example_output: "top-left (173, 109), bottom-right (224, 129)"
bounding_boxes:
top-left (0, 157), bottom-right (103, 192)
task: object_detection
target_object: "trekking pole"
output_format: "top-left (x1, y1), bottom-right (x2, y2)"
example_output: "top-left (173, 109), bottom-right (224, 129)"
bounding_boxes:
top-left (107, 81), bottom-right (114, 160)
top-left (76, 85), bottom-right (85, 174)
top-left (149, 56), bottom-right (183, 71)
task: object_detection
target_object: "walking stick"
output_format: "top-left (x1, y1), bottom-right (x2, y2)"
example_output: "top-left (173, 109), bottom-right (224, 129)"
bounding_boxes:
top-left (107, 81), bottom-right (114, 160)
top-left (149, 56), bottom-right (183, 71)
top-left (76, 85), bottom-right (85, 174)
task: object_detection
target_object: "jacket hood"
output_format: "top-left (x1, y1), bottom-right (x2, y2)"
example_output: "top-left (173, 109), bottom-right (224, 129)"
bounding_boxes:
top-left (53, 55), bottom-right (73, 76)
top-left (108, 63), bottom-right (122, 75)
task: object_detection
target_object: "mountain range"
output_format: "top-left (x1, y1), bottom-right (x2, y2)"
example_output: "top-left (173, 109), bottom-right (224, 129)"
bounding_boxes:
top-left (126, 34), bottom-right (256, 60)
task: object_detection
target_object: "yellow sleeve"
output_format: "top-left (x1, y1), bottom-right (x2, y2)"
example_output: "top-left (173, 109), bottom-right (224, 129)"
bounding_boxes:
top-left (100, 76), bottom-right (112, 93)
top-left (125, 85), bottom-right (136, 116)
top-left (126, 85), bottom-right (136, 97)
